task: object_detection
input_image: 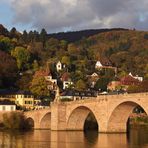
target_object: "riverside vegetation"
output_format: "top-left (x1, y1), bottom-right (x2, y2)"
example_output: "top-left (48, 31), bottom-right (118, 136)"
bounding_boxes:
top-left (1, 112), bottom-right (32, 130)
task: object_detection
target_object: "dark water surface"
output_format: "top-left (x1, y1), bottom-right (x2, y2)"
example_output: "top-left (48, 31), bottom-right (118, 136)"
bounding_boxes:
top-left (0, 126), bottom-right (148, 148)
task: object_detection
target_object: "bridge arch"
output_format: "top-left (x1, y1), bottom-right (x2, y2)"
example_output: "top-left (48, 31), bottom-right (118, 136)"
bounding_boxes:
top-left (40, 112), bottom-right (51, 129)
top-left (107, 101), bottom-right (147, 133)
top-left (67, 106), bottom-right (99, 131)
top-left (26, 117), bottom-right (34, 128)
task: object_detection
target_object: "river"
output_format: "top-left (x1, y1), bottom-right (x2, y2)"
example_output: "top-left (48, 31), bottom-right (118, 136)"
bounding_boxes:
top-left (0, 126), bottom-right (148, 148)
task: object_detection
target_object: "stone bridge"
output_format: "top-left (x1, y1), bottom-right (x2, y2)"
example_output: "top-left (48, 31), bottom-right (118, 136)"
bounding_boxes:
top-left (25, 93), bottom-right (148, 133)
top-left (25, 108), bottom-right (51, 129)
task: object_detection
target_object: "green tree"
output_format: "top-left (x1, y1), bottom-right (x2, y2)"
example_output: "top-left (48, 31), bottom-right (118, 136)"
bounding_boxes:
top-left (30, 74), bottom-right (49, 97)
top-left (94, 77), bottom-right (110, 91)
top-left (11, 46), bottom-right (30, 70)
top-left (40, 28), bottom-right (47, 46)
top-left (60, 40), bottom-right (68, 50)
top-left (61, 56), bottom-right (70, 66)
top-left (0, 37), bottom-right (12, 51)
top-left (75, 79), bottom-right (87, 91)
top-left (127, 85), bottom-right (140, 93)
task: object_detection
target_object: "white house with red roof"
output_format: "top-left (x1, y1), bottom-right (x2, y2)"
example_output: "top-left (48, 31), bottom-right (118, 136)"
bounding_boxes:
top-left (129, 72), bottom-right (143, 82)
top-left (61, 72), bottom-right (73, 89)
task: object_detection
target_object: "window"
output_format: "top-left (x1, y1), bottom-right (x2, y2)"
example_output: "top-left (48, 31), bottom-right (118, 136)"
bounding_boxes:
top-left (2, 106), bottom-right (5, 111)
top-left (11, 106), bottom-right (14, 111)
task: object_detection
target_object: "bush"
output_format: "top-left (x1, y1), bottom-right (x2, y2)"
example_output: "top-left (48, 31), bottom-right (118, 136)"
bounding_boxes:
top-left (3, 112), bottom-right (32, 130)
top-left (60, 98), bottom-right (73, 102)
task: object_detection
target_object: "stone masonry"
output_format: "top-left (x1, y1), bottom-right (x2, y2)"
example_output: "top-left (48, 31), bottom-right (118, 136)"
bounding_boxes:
top-left (25, 93), bottom-right (148, 133)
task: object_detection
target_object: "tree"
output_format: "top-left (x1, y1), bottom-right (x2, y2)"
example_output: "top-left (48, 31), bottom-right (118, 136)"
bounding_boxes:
top-left (21, 30), bottom-right (28, 43)
top-left (32, 60), bottom-right (39, 71)
top-left (11, 46), bottom-right (30, 70)
top-left (75, 79), bottom-right (87, 91)
top-left (3, 112), bottom-right (32, 130)
top-left (0, 24), bottom-right (9, 36)
top-left (0, 50), bottom-right (18, 88)
top-left (0, 37), bottom-right (12, 51)
top-left (94, 77), bottom-right (110, 91)
top-left (30, 71), bottom-right (49, 97)
top-left (16, 73), bottom-right (33, 91)
top-left (45, 38), bottom-right (59, 58)
top-left (10, 27), bottom-right (19, 39)
top-left (61, 56), bottom-right (70, 66)
top-left (127, 85), bottom-right (140, 93)
top-left (40, 28), bottom-right (47, 46)
top-left (60, 40), bottom-right (68, 50)
top-left (127, 80), bottom-right (148, 93)
top-left (67, 43), bottom-right (79, 56)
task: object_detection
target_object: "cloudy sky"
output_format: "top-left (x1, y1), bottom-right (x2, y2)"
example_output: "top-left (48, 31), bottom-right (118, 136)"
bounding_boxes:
top-left (1, 0), bottom-right (148, 33)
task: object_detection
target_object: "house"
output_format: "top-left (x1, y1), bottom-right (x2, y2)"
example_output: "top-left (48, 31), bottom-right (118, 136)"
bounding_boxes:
top-left (95, 59), bottom-right (117, 75)
top-left (34, 98), bottom-right (41, 106)
top-left (56, 61), bottom-right (62, 72)
top-left (95, 61), bottom-right (103, 69)
top-left (35, 69), bottom-right (57, 90)
top-left (107, 81), bottom-right (121, 91)
top-left (0, 90), bottom-right (16, 102)
top-left (15, 91), bottom-right (34, 109)
top-left (120, 75), bottom-right (140, 86)
top-left (0, 90), bottom-right (35, 110)
top-left (34, 100), bottom-right (50, 110)
top-left (95, 58), bottom-right (113, 69)
top-left (34, 97), bottom-right (50, 110)
top-left (91, 72), bottom-right (99, 77)
top-left (44, 72), bottom-right (57, 90)
top-left (60, 90), bottom-right (97, 101)
top-left (56, 61), bottom-right (66, 72)
top-left (61, 72), bottom-right (73, 89)
top-left (87, 72), bottom-right (100, 88)
top-left (129, 72), bottom-right (143, 82)
top-left (119, 75), bottom-right (141, 91)
top-left (0, 100), bottom-right (16, 111)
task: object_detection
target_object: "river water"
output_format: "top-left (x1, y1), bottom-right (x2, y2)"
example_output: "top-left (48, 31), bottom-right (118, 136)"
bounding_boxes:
top-left (0, 126), bottom-right (148, 148)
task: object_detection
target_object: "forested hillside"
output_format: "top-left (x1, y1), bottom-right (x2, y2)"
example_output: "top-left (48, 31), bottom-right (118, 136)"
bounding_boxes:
top-left (48, 28), bottom-right (127, 42)
top-left (0, 24), bottom-right (147, 95)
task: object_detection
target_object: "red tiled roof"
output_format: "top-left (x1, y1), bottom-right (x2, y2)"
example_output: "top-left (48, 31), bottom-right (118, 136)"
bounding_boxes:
top-left (61, 72), bottom-right (70, 81)
top-left (120, 75), bottom-right (140, 85)
top-left (35, 69), bottom-right (51, 77)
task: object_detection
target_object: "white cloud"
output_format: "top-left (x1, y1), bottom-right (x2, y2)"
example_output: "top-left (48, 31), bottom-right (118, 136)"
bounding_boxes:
top-left (10, 0), bottom-right (148, 32)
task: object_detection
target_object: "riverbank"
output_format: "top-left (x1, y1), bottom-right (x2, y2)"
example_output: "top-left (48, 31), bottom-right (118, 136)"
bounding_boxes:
top-left (130, 113), bottom-right (148, 126)
top-left (0, 111), bottom-right (32, 131)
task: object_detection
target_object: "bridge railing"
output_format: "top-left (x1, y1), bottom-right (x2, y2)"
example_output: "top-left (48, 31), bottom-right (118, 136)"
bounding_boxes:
top-left (52, 92), bottom-right (148, 104)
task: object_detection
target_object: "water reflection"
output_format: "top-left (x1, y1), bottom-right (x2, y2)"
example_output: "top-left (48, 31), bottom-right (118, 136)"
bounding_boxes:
top-left (0, 127), bottom-right (148, 148)
top-left (127, 126), bottom-right (148, 148)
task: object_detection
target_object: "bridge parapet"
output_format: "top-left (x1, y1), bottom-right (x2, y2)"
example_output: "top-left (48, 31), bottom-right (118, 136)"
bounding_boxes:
top-left (51, 92), bottom-right (148, 105)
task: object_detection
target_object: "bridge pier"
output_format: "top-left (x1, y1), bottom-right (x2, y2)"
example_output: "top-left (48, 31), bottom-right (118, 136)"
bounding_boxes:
top-left (51, 103), bottom-right (67, 131)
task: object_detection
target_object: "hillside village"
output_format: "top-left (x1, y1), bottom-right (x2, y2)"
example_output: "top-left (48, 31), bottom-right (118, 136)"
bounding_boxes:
top-left (0, 24), bottom-right (148, 111)
top-left (0, 59), bottom-right (145, 111)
